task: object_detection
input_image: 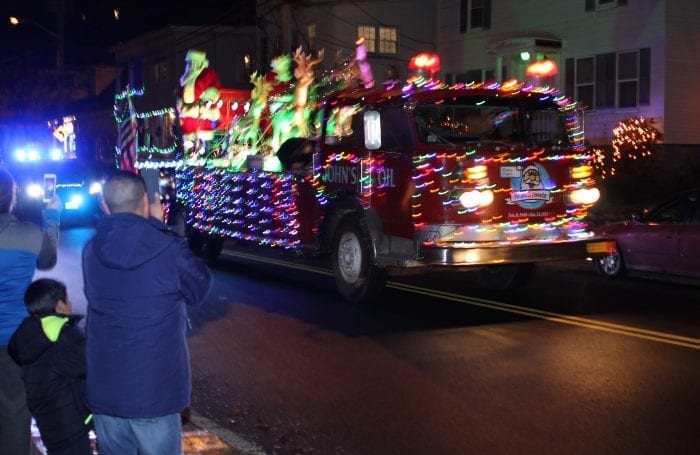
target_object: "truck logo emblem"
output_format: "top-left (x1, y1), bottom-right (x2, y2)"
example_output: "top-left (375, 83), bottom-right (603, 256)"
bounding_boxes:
top-left (504, 163), bottom-right (553, 209)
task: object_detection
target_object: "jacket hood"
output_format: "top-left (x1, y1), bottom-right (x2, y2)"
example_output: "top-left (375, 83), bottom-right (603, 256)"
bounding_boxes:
top-left (8, 315), bottom-right (81, 366)
top-left (89, 213), bottom-right (176, 270)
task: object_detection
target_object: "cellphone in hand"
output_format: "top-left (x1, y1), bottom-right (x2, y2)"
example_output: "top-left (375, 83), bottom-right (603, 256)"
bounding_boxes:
top-left (43, 173), bottom-right (57, 203)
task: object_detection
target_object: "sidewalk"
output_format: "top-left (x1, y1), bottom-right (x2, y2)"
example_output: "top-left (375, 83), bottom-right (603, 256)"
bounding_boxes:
top-left (30, 411), bottom-right (258, 455)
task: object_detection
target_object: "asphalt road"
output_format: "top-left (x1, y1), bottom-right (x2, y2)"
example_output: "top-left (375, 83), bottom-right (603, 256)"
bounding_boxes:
top-left (42, 228), bottom-right (700, 455)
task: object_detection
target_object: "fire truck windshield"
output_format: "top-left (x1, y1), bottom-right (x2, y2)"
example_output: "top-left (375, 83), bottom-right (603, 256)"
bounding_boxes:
top-left (413, 97), bottom-right (569, 147)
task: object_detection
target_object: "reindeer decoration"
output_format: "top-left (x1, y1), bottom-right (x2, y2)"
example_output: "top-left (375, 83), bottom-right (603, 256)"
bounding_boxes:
top-left (238, 71), bottom-right (272, 153)
top-left (270, 47), bottom-right (324, 151)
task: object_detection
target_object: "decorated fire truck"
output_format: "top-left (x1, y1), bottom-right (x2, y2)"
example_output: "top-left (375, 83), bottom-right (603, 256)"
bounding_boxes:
top-left (134, 45), bottom-right (616, 303)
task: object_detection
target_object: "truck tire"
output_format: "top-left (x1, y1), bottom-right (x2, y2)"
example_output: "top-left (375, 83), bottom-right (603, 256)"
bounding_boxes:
top-left (202, 236), bottom-right (224, 259)
top-left (184, 226), bottom-right (223, 259)
top-left (184, 225), bottom-right (205, 254)
top-left (477, 264), bottom-right (533, 291)
top-left (332, 215), bottom-right (386, 303)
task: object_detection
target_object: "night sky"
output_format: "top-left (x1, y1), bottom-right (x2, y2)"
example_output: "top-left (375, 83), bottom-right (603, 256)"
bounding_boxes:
top-left (0, 0), bottom-right (257, 67)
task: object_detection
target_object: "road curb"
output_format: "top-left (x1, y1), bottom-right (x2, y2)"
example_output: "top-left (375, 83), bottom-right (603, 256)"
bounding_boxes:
top-left (188, 411), bottom-right (267, 455)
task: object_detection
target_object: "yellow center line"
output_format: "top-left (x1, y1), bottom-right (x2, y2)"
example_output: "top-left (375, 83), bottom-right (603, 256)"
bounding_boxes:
top-left (388, 281), bottom-right (700, 350)
top-left (220, 250), bottom-right (700, 350)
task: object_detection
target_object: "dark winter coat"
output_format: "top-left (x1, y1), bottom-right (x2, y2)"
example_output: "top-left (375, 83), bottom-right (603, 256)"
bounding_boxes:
top-left (0, 210), bottom-right (60, 345)
top-left (82, 213), bottom-right (211, 418)
top-left (7, 314), bottom-right (91, 452)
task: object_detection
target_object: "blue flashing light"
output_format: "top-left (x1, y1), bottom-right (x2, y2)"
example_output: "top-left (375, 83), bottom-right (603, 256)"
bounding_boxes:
top-left (65, 193), bottom-right (84, 210)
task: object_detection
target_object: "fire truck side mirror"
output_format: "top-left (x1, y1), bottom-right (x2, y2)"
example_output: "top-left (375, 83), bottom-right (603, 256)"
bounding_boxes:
top-left (364, 110), bottom-right (381, 150)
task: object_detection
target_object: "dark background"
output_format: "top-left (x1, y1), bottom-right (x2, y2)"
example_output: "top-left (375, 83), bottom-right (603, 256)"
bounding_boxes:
top-left (0, 0), bottom-right (257, 68)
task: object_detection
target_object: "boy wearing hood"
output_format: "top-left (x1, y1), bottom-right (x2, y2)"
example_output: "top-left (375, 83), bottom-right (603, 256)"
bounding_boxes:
top-left (7, 278), bottom-right (92, 454)
top-left (82, 170), bottom-right (212, 454)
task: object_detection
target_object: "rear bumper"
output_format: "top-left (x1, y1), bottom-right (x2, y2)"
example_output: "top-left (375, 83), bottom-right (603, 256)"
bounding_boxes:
top-left (419, 237), bottom-right (617, 266)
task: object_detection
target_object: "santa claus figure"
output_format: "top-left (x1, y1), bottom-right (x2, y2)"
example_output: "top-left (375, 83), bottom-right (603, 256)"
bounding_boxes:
top-left (177, 49), bottom-right (222, 145)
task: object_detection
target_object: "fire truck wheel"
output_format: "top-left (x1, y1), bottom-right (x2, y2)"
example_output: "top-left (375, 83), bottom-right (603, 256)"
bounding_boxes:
top-left (477, 264), bottom-right (533, 291)
top-left (202, 236), bottom-right (224, 259)
top-left (185, 228), bottom-right (223, 259)
top-left (187, 228), bottom-right (206, 255)
top-left (594, 251), bottom-right (626, 278)
top-left (332, 215), bottom-right (386, 303)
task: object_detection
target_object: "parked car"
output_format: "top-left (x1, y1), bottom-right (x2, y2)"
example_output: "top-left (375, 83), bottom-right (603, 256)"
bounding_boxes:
top-left (594, 189), bottom-right (700, 279)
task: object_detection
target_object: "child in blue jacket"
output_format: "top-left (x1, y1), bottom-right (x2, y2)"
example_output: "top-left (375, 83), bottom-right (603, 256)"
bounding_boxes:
top-left (7, 278), bottom-right (93, 454)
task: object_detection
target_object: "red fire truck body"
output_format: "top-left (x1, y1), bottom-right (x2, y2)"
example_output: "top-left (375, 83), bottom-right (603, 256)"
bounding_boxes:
top-left (175, 78), bottom-right (615, 302)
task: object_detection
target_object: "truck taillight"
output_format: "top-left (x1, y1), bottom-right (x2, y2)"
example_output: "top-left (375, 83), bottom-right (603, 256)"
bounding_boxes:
top-left (459, 189), bottom-right (494, 209)
top-left (570, 165), bottom-right (593, 179)
top-left (569, 187), bottom-right (600, 205)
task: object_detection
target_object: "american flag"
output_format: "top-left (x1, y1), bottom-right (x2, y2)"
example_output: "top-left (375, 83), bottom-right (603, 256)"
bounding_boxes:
top-left (117, 89), bottom-right (138, 172)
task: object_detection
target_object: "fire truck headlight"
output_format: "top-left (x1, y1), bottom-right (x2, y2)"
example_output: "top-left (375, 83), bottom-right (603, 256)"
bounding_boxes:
top-left (570, 165), bottom-right (593, 179)
top-left (466, 165), bottom-right (488, 180)
top-left (569, 187), bottom-right (600, 205)
top-left (26, 183), bottom-right (43, 199)
top-left (459, 189), bottom-right (494, 209)
top-left (88, 182), bottom-right (102, 195)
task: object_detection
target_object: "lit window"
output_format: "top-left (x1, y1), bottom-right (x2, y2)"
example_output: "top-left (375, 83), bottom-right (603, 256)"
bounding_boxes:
top-left (357, 25), bottom-right (376, 53)
top-left (358, 25), bottom-right (397, 55)
top-left (378, 27), bottom-right (397, 54)
top-left (307, 22), bottom-right (317, 51)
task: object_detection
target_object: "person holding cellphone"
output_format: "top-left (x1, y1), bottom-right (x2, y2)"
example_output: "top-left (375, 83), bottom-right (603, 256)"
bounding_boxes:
top-left (82, 171), bottom-right (211, 454)
top-left (0, 166), bottom-right (61, 455)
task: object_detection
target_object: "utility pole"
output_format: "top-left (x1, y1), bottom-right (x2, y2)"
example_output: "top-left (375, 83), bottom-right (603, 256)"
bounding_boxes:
top-left (8, 7), bottom-right (65, 117)
top-left (57, 0), bottom-right (65, 117)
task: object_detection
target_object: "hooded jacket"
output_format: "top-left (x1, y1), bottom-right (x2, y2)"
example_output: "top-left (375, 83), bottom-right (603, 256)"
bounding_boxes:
top-left (7, 314), bottom-right (91, 452)
top-left (82, 213), bottom-right (211, 418)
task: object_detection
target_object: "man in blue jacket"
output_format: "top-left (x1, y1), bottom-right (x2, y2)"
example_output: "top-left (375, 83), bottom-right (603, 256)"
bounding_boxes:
top-left (0, 166), bottom-right (61, 455)
top-left (82, 170), bottom-right (212, 454)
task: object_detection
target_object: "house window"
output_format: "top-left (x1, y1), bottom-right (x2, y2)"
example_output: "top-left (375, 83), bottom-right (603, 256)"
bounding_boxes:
top-left (378, 26), bottom-right (397, 54)
top-left (358, 25), bottom-right (397, 55)
top-left (471, 0), bottom-right (485, 28)
top-left (151, 62), bottom-right (169, 83)
top-left (618, 51), bottom-right (638, 108)
top-left (576, 57), bottom-right (594, 109)
top-left (358, 25), bottom-right (376, 53)
top-left (459, 0), bottom-right (491, 31)
top-left (307, 22), bottom-right (317, 51)
top-left (566, 48), bottom-right (650, 110)
top-left (586, 0), bottom-right (628, 11)
top-left (595, 52), bottom-right (616, 109)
